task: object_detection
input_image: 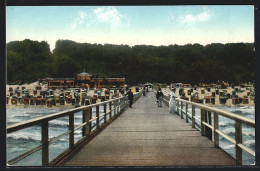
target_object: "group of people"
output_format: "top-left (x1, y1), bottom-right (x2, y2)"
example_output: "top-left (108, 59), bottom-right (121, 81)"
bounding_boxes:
top-left (125, 87), bottom-right (177, 114)
top-left (156, 88), bottom-right (176, 114)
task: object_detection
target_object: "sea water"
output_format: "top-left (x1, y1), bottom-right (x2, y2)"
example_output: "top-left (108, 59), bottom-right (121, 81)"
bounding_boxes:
top-left (6, 107), bottom-right (108, 166)
top-left (190, 105), bottom-right (255, 165)
top-left (6, 105), bottom-right (255, 166)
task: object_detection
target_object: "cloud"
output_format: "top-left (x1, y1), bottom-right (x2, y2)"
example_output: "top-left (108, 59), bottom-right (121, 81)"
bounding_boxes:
top-left (71, 11), bottom-right (88, 29)
top-left (180, 10), bottom-right (211, 24)
top-left (70, 7), bottom-right (129, 29)
top-left (93, 7), bottom-right (122, 26)
top-left (169, 9), bottom-right (212, 25)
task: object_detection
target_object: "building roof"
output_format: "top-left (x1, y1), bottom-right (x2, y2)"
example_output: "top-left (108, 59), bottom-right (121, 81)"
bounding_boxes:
top-left (48, 78), bottom-right (75, 81)
top-left (77, 72), bottom-right (92, 76)
top-left (93, 78), bottom-right (125, 80)
top-left (144, 82), bottom-right (153, 85)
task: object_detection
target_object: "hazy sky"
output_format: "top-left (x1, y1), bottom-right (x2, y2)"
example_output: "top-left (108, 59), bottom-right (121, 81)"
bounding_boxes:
top-left (6, 5), bottom-right (254, 51)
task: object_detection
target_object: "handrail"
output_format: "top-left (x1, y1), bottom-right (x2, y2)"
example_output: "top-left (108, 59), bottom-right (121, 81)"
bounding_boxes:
top-left (177, 98), bottom-right (255, 127)
top-left (163, 96), bottom-right (255, 165)
top-left (7, 90), bottom-right (143, 166)
top-left (7, 96), bottom-right (124, 134)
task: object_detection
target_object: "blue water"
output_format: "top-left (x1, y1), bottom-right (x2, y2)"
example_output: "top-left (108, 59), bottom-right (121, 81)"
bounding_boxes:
top-left (187, 105), bottom-right (255, 165)
top-left (6, 105), bottom-right (255, 166)
top-left (6, 106), bottom-right (112, 166)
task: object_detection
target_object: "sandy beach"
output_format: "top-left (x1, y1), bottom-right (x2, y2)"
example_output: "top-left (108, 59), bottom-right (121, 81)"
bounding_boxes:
top-left (6, 81), bottom-right (124, 109)
top-left (6, 82), bottom-right (255, 109)
top-left (161, 86), bottom-right (255, 107)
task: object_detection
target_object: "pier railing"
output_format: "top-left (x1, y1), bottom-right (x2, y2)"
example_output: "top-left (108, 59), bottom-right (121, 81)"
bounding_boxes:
top-left (7, 90), bottom-right (143, 166)
top-left (162, 96), bottom-right (255, 165)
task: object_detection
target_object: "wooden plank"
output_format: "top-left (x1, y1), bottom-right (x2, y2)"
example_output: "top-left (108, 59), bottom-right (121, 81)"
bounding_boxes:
top-left (63, 92), bottom-right (236, 166)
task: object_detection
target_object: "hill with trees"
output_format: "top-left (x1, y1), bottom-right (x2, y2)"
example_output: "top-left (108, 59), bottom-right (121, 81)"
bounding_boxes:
top-left (7, 39), bottom-right (255, 85)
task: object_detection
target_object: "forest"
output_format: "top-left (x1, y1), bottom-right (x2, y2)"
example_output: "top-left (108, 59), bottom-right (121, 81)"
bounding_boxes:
top-left (6, 39), bottom-right (255, 86)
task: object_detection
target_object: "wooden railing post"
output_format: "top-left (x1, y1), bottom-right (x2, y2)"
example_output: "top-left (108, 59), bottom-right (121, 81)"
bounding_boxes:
top-left (69, 112), bottom-right (74, 149)
top-left (42, 120), bottom-right (49, 166)
top-left (104, 103), bottom-right (107, 123)
top-left (201, 109), bottom-right (205, 136)
top-left (181, 102), bottom-right (183, 119)
top-left (119, 98), bottom-right (122, 111)
top-left (119, 98), bottom-right (121, 113)
top-left (192, 105), bottom-right (195, 128)
top-left (109, 101), bottom-right (112, 118)
top-left (185, 103), bottom-right (188, 123)
top-left (177, 100), bottom-right (179, 115)
top-left (96, 105), bottom-right (100, 129)
top-left (205, 111), bottom-right (212, 140)
top-left (235, 121), bottom-right (242, 165)
top-left (82, 108), bottom-right (91, 137)
top-left (123, 96), bottom-right (127, 109)
top-left (117, 99), bottom-right (119, 114)
top-left (214, 112), bottom-right (219, 148)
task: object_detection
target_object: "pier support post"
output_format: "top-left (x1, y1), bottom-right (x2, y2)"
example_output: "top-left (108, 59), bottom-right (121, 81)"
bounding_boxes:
top-left (96, 106), bottom-right (100, 129)
top-left (181, 102), bottom-right (183, 119)
top-left (104, 103), bottom-right (107, 123)
top-left (109, 102), bottom-right (112, 118)
top-left (83, 108), bottom-right (91, 137)
top-left (177, 101), bottom-right (179, 115)
top-left (185, 103), bottom-right (188, 123)
top-left (205, 111), bottom-right (212, 141)
top-left (235, 121), bottom-right (242, 165)
top-left (69, 112), bottom-right (74, 149)
top-left (201, 109), bottom-right (205, 136)
top-left (42, 120), bottom-right (49, 166)
top-left (116, 99), bottom-right (119, 114)
top-left (192, 105), bottom-right (195, 128)
top-left (214, 112), bottom-right (219, 147)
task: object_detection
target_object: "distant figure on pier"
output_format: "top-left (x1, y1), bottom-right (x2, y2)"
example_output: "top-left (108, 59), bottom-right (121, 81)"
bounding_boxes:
top-left (143, 86), bottom-right (146, 96)
top-left (156, 88), bottom-right (164, 107)
top-left (169, 88), bottom-right (176, 114)
top-left (126, 89), bottom-right (134, 108)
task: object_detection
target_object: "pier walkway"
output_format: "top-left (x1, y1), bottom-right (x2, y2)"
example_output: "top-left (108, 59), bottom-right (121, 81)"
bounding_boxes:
top-left (63, 91), bottom-right (235, 166)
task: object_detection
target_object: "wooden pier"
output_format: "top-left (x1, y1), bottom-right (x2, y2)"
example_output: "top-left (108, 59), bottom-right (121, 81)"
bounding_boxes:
top-left (63, 91), bottom-right (235, 166)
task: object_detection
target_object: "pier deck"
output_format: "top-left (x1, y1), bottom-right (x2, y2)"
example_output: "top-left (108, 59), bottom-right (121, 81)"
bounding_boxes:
top-left (63, 91), bottom-right (235, 166)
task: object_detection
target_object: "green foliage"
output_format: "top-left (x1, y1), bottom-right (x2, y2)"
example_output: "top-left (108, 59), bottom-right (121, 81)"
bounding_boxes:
top-left (7, 39), bottom-right (255, 85)
top-left (7, 39), bottom-right (53, 84)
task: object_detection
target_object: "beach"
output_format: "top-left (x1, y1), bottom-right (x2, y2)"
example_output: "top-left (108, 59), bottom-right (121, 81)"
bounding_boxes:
top-left (6, 81), bottom-right (124, 109)
top-left (161, 85), bottom-right (255, 107)
top-left (6, 82), bottom-right (255, 108)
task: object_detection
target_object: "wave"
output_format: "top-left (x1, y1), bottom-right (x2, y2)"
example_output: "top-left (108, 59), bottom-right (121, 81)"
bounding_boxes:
top-left (220, 128), bottom-right (255, 137)
top-left (7, 132), bottom-right (41, 142)
top-left (14, 115), bottom-right (31, 120)
top-left (243, 130), bottom-right (255, 137)
top-left (74, 115), bottom-right (83, 119)
top-left (74, 130), bottom-right (82, 135)
top-left (7, 121), bottom-right (19, 126)
top-left (244, 140), bottom-right (255, 147)
top-left (219, 121), bottom-right (234, 128)
top-left (220, 144), bottom-right (235, 150)
top-left (25, 112), bottom-right (43, 115)
top-left (49, 120), bottom-right (69, 127)
top-left (230, 106), bottom-right (255, 115)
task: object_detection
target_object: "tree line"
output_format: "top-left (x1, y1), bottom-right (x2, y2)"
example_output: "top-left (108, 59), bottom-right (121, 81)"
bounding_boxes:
top-left (7, 39), bottom-right (255, 86)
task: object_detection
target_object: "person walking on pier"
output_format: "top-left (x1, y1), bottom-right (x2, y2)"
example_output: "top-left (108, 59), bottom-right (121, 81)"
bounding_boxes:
top-left (143, 86), bottom-right (146, 96)
top-left (169, 88), bottom-right (176, 114)
top-left (126, 89), bottom-right (134, 108)
top-left (156, 88), bottom-right (164, 107)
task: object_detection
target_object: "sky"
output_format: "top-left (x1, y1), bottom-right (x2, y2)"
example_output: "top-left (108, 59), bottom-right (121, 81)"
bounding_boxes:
top-left (6, 5), bottom-right (254, 51)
